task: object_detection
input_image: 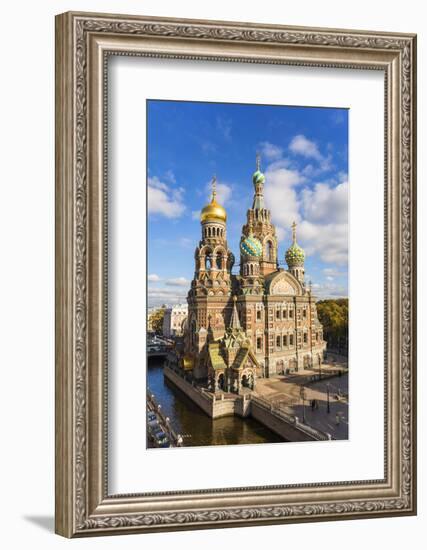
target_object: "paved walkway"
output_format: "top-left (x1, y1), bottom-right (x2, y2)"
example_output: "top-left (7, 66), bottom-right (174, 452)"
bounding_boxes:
top-left (254, 368), bottom-right (349, 440)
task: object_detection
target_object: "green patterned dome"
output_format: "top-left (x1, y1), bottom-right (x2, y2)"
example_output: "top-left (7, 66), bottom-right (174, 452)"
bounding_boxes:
top-left (252, 169), bottom-right (265, 186)
top-left (240, 235), bottom-right (262, 258)
top-left (285, 242), bottom-right (305, 267)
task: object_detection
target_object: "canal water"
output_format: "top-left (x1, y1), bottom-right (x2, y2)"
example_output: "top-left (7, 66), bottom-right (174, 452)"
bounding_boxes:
top-left (147, 357), bottom-right (283, 447)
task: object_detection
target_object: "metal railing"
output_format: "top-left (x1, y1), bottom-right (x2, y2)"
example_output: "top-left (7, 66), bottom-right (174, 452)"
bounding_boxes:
top-left (147, 390), bottom-right (184, 447)
top-left (250, 394), bottom-right (331, 441)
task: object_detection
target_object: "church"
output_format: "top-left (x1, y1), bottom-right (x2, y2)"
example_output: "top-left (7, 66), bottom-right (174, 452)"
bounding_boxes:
top-left (181, 156), bottom-right (326, 393)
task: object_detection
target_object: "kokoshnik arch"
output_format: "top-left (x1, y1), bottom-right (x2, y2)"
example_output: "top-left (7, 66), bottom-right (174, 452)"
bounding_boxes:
top-left (179, 155), bottom-right (326, 392)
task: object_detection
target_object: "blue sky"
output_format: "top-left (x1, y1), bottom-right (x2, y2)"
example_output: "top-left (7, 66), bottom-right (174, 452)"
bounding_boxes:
top-left (147, 100), bottom-right (348, 307)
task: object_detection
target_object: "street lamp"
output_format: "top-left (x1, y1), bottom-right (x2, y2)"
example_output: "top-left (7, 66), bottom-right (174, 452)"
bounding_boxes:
top-left (300, 386), bottom-right (306, 423)
top-left (326, 383), bottom-right (330, 414)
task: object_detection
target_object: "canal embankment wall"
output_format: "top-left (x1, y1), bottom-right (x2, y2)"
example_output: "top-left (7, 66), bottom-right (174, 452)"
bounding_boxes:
top-left (250, 398), bottom-right (320, 442)
top-left (164, 367), bottom-right (237, 418)
top-left (164, 366), bottom-right (327, 442)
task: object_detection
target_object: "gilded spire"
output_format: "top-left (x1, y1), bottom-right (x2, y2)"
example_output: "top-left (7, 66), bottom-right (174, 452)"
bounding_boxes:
top-left (256, 152), bottom-right (261, 171)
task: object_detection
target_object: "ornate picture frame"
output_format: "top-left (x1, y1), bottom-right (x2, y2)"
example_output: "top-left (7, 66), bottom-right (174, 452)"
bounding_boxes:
top-left (55, 11), bottom-right (417, 537)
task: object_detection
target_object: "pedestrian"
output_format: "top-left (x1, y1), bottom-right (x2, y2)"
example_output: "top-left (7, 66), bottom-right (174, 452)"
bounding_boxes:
top-left (311, 399), bottom-right (315, 410)
top-left (336, 412), bottom-right (340, 425)
top-left (315, 399), bottom-right (319, 409)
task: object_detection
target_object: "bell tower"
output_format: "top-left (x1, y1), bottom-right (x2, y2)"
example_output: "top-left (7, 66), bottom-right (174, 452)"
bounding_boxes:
top-left (185, 176), bottom-right (234, 367)
top-left (242, 154), bottom-right (278, 276)
top-left (193, 176), bottom-right (233, 286)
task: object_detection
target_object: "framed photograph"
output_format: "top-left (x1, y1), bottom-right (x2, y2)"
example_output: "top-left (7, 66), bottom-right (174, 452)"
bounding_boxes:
top-left (55, 11), bottom-right (417, 537)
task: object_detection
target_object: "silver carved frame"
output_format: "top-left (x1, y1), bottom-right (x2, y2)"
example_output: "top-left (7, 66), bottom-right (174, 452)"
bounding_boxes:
top-left (55, 11), bottom-right (417, 537)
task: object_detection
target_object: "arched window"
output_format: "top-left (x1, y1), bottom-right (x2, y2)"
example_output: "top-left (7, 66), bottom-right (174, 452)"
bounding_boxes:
top-left (216, 253), bottom-right (223, 270)
top-left (206, 254), bottom-right (212, 271)
top-left (266, 241), bottom-right (273, 261)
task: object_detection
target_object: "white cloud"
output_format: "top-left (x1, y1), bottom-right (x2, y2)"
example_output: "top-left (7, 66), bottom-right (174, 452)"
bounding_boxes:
top-left (148, 176), bottom-right (185, 218)
top-left (301, 155), bottom-right (333, 177)
top-left (301, 181), bottom-right (348, 224)
top-left (204, 180), bottom-right (232, 205)
top-left (265, 158), bottom-right (293, 171)
top-left (216, 182), bottom-right (232, 204)
top-left (259, 141), bottom-right (283, 160)
top-left (312, 281), bottom-right (348, 299)
top-left (289, 134), bottom-right (323, 161)
top-left (165, 277), bottom-right (190, 287)
top-left (148, 287), bottom-right (187, 308)
top-left (148, 273), bottom-right (161, 282)
top-left (323, 267), bottom-right (346, 278)
top-left (263, 165), bottom-right (303, 228)
top-left (278, 180), bottom-right (349, 265)
top-left (275, 226), bottom-right (287, 242)
top-left (298, 220), bottom-right (348, 265)
top-left (192, 210), bottom-right (201, 221)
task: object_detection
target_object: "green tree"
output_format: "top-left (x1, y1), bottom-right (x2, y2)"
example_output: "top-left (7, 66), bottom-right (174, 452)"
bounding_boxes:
top-left (149, 306), bottom-right (166, 334)
top-left (317, 298), bottom-right (348, 354)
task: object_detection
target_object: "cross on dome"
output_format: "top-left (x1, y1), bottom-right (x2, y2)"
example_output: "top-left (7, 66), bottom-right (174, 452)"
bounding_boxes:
top-left (292, 221), bottom-right (297, 244)
top-left (211, 174), bottom-right (217, 199)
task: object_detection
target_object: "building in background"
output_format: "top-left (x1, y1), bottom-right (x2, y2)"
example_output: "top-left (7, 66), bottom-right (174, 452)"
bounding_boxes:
top-left (162, 304), bottom-right (188, 337)
top-left (182, 158), bottom-right (326, 392)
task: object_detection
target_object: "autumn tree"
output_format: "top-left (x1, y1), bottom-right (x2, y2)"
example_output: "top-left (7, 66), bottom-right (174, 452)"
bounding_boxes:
top-left (316, 298), bottom-right (348, 354)
top-left (149, 305), bottom-right (167, 334)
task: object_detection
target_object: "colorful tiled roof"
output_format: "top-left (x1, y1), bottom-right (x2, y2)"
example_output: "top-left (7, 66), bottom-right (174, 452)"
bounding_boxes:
top-left (208, 343), bottom-right (226, 370)
top-left (232, 345), bottom-right (250, 370)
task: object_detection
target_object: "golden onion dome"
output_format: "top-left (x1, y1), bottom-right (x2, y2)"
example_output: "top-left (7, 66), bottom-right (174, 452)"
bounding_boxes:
top-left (182, 354), bottom-right (195, 371)
top-left (200, 196), bottom-right (227, 223)
top-left (200, 176), bottom-right (227, 223)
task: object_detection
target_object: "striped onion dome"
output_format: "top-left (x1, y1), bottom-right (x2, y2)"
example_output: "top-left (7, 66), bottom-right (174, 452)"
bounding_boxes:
top-left (240, 234), bottom-right (262, 258)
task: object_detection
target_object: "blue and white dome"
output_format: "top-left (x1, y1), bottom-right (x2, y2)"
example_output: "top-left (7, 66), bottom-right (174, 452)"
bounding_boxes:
top-left (240, 235), bottom-right (262, 258)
